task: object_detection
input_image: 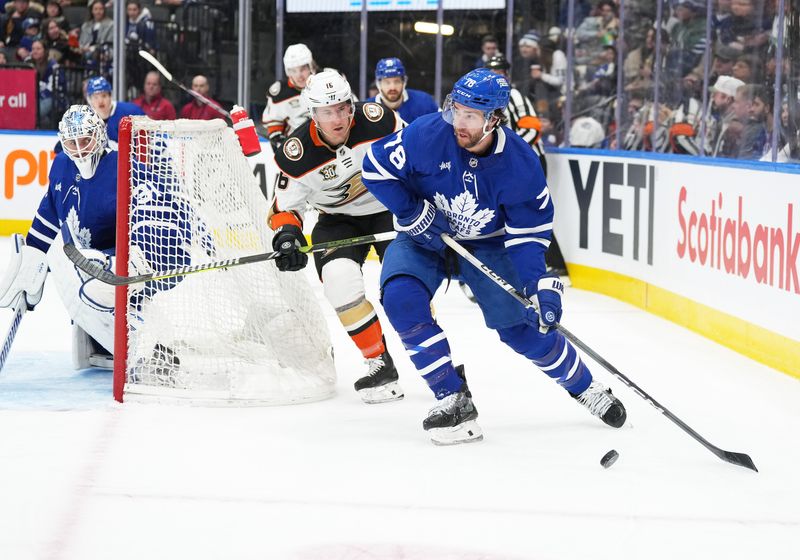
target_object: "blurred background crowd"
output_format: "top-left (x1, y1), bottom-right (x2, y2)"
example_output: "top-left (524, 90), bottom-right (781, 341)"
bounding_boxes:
top-left (2, 0), bottom-right (798, 163)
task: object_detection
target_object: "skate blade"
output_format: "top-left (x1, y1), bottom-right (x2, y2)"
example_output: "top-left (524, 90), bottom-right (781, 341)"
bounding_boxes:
top-left (428, 420), bottom-right (484, 446)
top-left (88, 353), bottom-right (113, 369)
top-left (358, 381), bottom-right (404, 404)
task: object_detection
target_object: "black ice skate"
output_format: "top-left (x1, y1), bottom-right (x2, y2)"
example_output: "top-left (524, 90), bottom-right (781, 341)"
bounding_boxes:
top-left (423, 365), bottom-right (483, 445)
top-left (572, 381), bottom-right (627, 428)
top-left (354, 351), bottom-right (404, 404)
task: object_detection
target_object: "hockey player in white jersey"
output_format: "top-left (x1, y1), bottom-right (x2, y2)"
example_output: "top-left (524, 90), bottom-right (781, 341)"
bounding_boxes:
top-left (362, 69), bottom-right (626, 445)
top-left (0, 105), bottom-right (118, 368)
top-left (262, 44), bottom-right (318, 152)
top-left (269, 70), bottom-right (405, 404)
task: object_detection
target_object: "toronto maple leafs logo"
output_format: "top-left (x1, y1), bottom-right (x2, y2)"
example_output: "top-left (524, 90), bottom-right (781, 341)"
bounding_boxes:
top-left (66, 207), bottom-right (92, 248)
top-left (433, 190), bottom-right (495, 238)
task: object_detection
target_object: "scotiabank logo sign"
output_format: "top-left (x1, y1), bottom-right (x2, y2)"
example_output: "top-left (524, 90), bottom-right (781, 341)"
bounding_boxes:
top-left (677, 186), bottom-right (800, 294)
top-left (4, 149), bottom-right (54, 199)
top-left (569, 160), bottom-right (655, 264)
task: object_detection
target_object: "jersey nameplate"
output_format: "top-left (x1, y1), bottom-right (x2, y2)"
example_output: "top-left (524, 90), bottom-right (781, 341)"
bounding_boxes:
top-left (283, 137), bottom-right (304, 161)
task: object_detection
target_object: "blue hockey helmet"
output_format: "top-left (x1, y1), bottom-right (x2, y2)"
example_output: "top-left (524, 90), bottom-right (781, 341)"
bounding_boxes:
top-left (449, 68), bottom-right (510, 112)
top-left (86, 76), bottom-right (112, 97)
top-left (375, 58), bottom-right (406, 81)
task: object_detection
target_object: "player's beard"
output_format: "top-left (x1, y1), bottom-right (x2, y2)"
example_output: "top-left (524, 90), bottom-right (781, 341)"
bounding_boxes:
top-left (454, 127), bottom-right (486, 150)
top-left (382, 89), bottom-right (402, 103)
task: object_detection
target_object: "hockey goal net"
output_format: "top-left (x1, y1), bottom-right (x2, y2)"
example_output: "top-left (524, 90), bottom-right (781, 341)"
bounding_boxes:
top-left (114, 116), bottom-right (336, 405)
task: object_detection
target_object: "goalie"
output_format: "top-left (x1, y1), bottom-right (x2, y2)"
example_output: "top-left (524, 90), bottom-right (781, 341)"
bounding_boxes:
top-left (0, 105), bottom-right (118, 368)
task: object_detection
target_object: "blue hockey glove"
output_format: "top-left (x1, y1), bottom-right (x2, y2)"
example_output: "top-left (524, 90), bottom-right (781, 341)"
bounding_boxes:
top-left (271, 224), bottom-right (308, 272)
top-left (395, 199), bottom-right (453, 254)
top-left (524, 275), bottom-right (564, 333)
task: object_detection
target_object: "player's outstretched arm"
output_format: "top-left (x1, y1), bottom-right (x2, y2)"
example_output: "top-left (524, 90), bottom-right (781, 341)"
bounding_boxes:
top-left (0, 235), bottom-right (48, 311)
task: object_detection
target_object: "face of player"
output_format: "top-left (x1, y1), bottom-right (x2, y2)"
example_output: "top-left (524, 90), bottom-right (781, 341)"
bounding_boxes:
top-left (286, 65), bottom-right (312, 88)
top-left (62, 135), bottom-right (98, 161)
top-left (451, 102), bottom-right (495, 152)
top-left (313, 101), bottom-right (354, 145)
top-left (378, 77), bottom-right (404, 103)
top-left (89, 91), bottom-right (112, 119)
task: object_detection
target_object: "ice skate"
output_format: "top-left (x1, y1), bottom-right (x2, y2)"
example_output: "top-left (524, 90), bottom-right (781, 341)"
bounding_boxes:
top-left (423, 366), bottom-right (483, 445)
top-left (354, 351), bottom-right (404, 404)
top-left (572, 381), bottom-right (627, 428)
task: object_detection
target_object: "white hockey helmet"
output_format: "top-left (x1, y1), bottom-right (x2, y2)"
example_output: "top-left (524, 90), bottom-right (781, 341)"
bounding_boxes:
top-left (58, 105), bottom-right (108, 179)
top-left (302, 70), bottom-right (353, 111)
top-left (283, 43), bottom-right (313, 71)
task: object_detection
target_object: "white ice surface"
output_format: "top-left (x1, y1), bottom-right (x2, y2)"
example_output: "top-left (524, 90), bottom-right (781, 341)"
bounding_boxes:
top-left (0, 237), bottom-right (798, 560)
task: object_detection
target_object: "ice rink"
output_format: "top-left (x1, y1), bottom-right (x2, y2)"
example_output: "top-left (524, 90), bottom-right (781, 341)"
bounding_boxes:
top-left (0, 237), bottom-right (798, 560)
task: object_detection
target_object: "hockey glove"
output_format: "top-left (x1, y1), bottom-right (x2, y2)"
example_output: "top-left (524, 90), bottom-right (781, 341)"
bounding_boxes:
top-left (395, 199), bottom-right (453, 254)
top-left (524, 275), bottom-right (564, 334)
top-left (0, 234), bottom-right (48, 311)
top-left (272, 224), bottom-right (308, 272)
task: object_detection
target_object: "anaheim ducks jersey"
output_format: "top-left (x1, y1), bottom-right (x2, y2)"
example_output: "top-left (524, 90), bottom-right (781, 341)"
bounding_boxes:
top-left (262, 78), bottom-right (308, 141)
top-left (271, 102), bottom-right (403, 225)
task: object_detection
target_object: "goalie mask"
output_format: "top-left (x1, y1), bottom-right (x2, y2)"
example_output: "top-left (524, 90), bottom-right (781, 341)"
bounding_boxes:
top-left (58, 105), bottom-right (108, 179)
top-left (302, 71), bottom-right (354, 124)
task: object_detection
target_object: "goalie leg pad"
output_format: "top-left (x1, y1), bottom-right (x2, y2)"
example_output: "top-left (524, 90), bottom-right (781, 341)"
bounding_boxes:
top-left (48, 236), bottom-right (115, 354)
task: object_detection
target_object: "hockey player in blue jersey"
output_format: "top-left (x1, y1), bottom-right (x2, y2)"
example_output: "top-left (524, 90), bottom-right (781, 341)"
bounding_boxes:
top-left (367, 58), bottom-right (438, 124)
top-left (86, 76), bottom-right (145, 146)
top-left (0, 105), bottom-right (119, 368)
top-left (361, 68), bottom-right (626, 445)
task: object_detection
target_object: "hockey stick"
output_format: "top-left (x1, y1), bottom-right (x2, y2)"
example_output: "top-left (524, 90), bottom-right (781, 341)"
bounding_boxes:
top-left (138, 50), bottom-right (231, 119)
top-left (64, 231), bottom-right (398, 287)
top-left (0, 293), bottom-right (26, 374)
top-left (441, 234), bottom-right (758, 472)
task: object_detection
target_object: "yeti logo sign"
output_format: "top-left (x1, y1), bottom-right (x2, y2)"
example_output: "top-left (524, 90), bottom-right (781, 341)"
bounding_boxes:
top-left (319, 163), bottom-right (338, 181)
top-left (568, 159), bottom-right (655, 264)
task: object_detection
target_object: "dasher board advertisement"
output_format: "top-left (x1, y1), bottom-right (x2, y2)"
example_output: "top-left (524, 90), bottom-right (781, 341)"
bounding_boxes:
top-left (0, 67), bottom-right (38, 130)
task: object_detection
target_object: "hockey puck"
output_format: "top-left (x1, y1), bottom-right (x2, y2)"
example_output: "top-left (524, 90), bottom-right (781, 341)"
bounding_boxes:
top-left (600, 449), bottom-right (619, 469)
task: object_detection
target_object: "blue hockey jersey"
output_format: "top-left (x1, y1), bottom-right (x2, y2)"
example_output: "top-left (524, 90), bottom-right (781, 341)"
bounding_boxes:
top-left (362, 112), bottom-right (553, 287)
top-left (367, 88), bottom-right (439, 124)
top-left (106, 101), bottom-right (146, 144)
top-left (26, 150), bottom-right (118, 254)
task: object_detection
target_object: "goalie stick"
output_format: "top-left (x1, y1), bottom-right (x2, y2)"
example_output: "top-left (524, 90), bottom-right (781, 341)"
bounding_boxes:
top-left (139, 50), bottom-right (231, 119)
top-left (440, 234), bottom-right (758, 472)
top-left (64, 231), bottom-right (398, 286)
top-left (0, 293), bottom-right (26, 374)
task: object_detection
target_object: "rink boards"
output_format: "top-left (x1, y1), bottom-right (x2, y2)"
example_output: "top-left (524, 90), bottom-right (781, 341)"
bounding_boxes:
top-left (0, 129), bottom-right (797, 378)
top-left (548, 148), bottom-right (800, 379)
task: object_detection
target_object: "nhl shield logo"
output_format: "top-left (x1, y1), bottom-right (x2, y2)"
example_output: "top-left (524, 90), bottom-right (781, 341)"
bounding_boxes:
top-left (283, 137), bottom-right (304, 161)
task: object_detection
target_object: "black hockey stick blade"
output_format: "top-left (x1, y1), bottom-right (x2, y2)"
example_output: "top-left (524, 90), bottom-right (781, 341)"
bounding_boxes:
top-left (64, 231), bottom-right (397, 286)
top-left (717, 450), bottom-right (758, 472)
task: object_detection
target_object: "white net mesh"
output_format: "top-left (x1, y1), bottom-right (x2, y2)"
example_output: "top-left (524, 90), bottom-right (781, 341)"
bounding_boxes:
top-left (121, 117), bottom-right (335, 405)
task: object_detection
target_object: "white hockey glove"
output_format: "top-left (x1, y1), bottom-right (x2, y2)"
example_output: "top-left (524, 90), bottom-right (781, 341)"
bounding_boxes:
top-left (0, 234), bottom-right (48, 310)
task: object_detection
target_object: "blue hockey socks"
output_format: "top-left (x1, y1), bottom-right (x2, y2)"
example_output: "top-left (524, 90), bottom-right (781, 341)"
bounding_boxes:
top-left (382, 276), bottom-right (463, 398)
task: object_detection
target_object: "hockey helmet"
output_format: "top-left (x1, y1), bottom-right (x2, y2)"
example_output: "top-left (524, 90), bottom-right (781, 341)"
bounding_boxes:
top-left (302, 70), bottom-right (354, 123)
top-left (484, 54), bottom-right (511, 72)
top-left (449, 68), bottom-right (510, 112)
top-left (58, 105), bottom-right (108, 179)
top-left (283, 43), bottom-right (313, 71)
top-left (375, 58), bottom-right (406, 81)
top-left (86, 76), bottom-right (112, 97)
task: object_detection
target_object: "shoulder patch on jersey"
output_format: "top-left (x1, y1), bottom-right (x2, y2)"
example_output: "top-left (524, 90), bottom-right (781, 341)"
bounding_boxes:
top-left (363, 102), bottom-right (385, 122)
top-left (269, 81), bottom-right (281, 97)
top-left (283, 137), bottom-right (304, 161)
